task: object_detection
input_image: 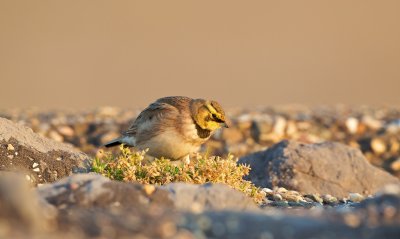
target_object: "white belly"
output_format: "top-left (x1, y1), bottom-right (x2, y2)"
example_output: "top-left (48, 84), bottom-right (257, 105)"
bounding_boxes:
top-left (137, 130), bottom-right (200, 160)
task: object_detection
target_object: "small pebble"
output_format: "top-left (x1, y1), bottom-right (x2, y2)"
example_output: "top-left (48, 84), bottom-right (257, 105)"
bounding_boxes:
top-left (7, 144), bottom-right (15, 151)
top-left (48, 130), bottom-right (64, 142)
top-left (306, 194), bottom-right (323, 204)
top-left (273, 194), bottom-right (283, 201)
top-left (33, 168), bottom-right (40, 172)
top-left (277, 187), bottom-right (288, 194)
top-left (348, 193), bottom-right (364, 202)
top-left (32, 162), bottom-right (39, 168)
top-left (322, 194), bottom-right (338, 204)
top-left (57, 125), bottom-right (74, 137)
top-left (371, 138), bottom-right (386, 155)
top-left (390, 158), bottom-right (400, 171)
top-left (345, 117), bottom-right (359, 134)
top-left (261, 188), bottom-right (273, 195)
top-left (143, 185), bottom-right (156, 195)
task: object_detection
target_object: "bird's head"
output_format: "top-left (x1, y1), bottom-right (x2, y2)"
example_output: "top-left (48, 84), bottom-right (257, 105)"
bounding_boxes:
top-left (190, 99), bottom-right (228, 131)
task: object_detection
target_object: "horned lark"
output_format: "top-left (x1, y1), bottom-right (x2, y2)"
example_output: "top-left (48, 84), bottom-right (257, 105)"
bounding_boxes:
top-left (104, 96), bottom-right (228, 161)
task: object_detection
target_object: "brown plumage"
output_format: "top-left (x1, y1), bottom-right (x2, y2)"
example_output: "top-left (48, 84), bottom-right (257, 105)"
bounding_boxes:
top-left (104, 96), bottom-right (228, 160)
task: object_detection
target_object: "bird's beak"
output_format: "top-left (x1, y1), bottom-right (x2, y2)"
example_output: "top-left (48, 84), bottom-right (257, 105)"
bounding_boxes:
top-left (221, 122), bottom-right (229, 128)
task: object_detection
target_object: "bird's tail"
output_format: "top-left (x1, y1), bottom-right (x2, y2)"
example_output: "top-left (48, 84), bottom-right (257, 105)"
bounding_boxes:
top-left (103, 136), bottom-right (136, 148)
top-left (103, 138), bottom-right (122, 148)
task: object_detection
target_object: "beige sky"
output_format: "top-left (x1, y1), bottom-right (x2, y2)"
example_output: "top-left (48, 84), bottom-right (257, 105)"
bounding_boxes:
top-left (1, 0), bottom-right (400, 109)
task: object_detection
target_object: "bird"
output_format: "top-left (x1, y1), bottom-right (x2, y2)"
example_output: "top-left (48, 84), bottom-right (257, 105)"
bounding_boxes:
top-left (104, 96), bottom-right (228, 161)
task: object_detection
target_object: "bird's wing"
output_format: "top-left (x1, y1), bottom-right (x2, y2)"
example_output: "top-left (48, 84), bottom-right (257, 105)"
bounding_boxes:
top-left (123, 102), bottom-right (178, 136)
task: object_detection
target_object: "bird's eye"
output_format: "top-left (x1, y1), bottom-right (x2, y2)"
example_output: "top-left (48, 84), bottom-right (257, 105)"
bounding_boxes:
top-left (211, 113), bottom-right (217, 119)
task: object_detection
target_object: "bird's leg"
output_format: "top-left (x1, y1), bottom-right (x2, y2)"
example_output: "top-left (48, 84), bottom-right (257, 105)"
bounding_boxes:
top-left (183, 154), bottom-right (191, 165)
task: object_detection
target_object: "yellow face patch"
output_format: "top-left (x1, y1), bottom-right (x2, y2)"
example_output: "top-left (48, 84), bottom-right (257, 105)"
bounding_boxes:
top-left (205, 120), bottom-right (221, 131)
top-left (205, 102), bottom-right (223, 120)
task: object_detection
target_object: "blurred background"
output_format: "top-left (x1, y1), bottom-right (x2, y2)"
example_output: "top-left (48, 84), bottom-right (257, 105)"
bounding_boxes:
top-left (1, 0), bottom-right (400, 109)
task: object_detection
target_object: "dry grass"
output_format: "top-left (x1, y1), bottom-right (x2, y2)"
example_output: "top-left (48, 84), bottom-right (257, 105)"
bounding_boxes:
top-left (92, 145), bottom-right (264, 203)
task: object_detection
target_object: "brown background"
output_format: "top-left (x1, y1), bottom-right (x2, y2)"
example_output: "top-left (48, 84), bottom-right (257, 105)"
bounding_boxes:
top-left (1, 0), bottom-right (399, 109)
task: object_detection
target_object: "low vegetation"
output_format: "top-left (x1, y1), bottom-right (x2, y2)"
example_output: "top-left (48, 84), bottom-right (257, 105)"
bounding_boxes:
top-left (92, 145), bottom-right (264, 203)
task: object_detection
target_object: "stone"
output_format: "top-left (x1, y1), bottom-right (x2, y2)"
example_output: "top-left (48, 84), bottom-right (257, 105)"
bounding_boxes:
top-left (48, 130), bottom-right (64, 142)
top-left (0, 117), bottom-right (90, 185)
top-left (362, 116), bottom-right (382, 130)
top-left (0, 172), bottom-right (55, 238)
top-left (345, 117), bottom-right (359, 134)
top-left (322, 194), bottom-right (338, 204)
top-left (273, 116), bottom-right (287, 137)
top-left (371, 138), bottom-right (387, 155)
top-left (305, 194), bottom-right (323, 204)
top-left (390, 158), bottom-right (400, 171)
top-left (162, 183), bottom-right (258, 212)
top-left (349, 186), bottom-right (400, 227)
top-left (7, 144), bottom-right (14, 151)
top-left (37, 174), bottom-right (174, 209)
top-left (57, 125), bottom-right (74, 137)
top-left (261, 188), bottom-right (273, 195)
top-left (272, 194), bottom-right (283, 201)
top-left (143, 184), bottom-right (156, 195)
top-left (348, 193), bottom-right (364, 202)
top-left (238, 140), bottom-right (400, 198)
top-left (0, 172), bottom-right (400, 238)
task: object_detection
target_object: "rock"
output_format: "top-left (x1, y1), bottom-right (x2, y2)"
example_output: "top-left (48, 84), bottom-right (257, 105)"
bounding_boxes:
top-left (345, 117), bottom-right (359, 134)
top-left (238, 140), bottom-right (400, 198)
top-left (348, 185), bottom-right (400, 227)
top-left (386, 119), bottom-right (400, 134)
top-left (37, 174), bottom-right (174, 209)
top-left (57, 125), bottom-right (75, 137)
top-left (7, 144), bottom-right (14, 151)
top-left (272, 194), bottom-right (283, 201)
top-left (48, 130), bottom-right (64, 142)
top-left (262, 188), bottom-right (273, 195)
top-left (305, 194), bottom-right (323, 204)
top-left (371, 138), bottom-right (387, 155)
top-left (37, 174), bottom-right (256, 212)
top-left (1, 173), bottom-right (216, 238)
top-left (348, 193), bottom-right (365, 202)
top-left (1, 172), bottom-right (400, 238)
top-left (182, 209), bottom-right (400, 239)
top-left (0, 172), bottom-right (56, 238)
top-left (391, 158), bottom-right (400, 171)
top-left (362, 116), bottom-right (382, 130)
top-left (0, 117), bottom-right (90, 185)
top-left (273, 116), bottom-right (287, 136)
top-left (322, 194), bottom-right (338, 204)
top-left (162, 183), bottom-right (258, 212)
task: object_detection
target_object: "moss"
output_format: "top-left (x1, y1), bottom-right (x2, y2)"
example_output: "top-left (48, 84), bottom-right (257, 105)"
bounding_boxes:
top-left (92, 145), bottom-right (264, 203)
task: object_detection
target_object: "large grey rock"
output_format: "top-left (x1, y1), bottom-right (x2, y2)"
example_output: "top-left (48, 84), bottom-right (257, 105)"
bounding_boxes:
top-left (0, 172), bottom-right (56, 238)
top-left (162, 183), bottom-right (258, 212)
top-left (238, 140), bottom-right (400, 198)
top-left (37, 173), bottom-right (174, 209)
top-left (38, 174), bottom-right (256, 212)
top-left (0, 117), bottom-right (90, 184)
top-left (1, 173), bottom-right (400, 239)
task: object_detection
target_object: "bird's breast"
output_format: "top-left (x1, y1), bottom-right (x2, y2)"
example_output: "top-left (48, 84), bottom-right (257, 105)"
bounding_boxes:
top-left (137, 129), bottom-right (200, 160)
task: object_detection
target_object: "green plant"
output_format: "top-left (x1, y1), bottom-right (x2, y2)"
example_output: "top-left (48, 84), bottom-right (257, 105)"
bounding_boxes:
top-left (92, 145), bottom-right (264, 203)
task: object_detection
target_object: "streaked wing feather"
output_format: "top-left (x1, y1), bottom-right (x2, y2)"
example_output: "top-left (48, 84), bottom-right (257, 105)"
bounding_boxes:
top-left (123, 102), bottom-right (177, 136)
